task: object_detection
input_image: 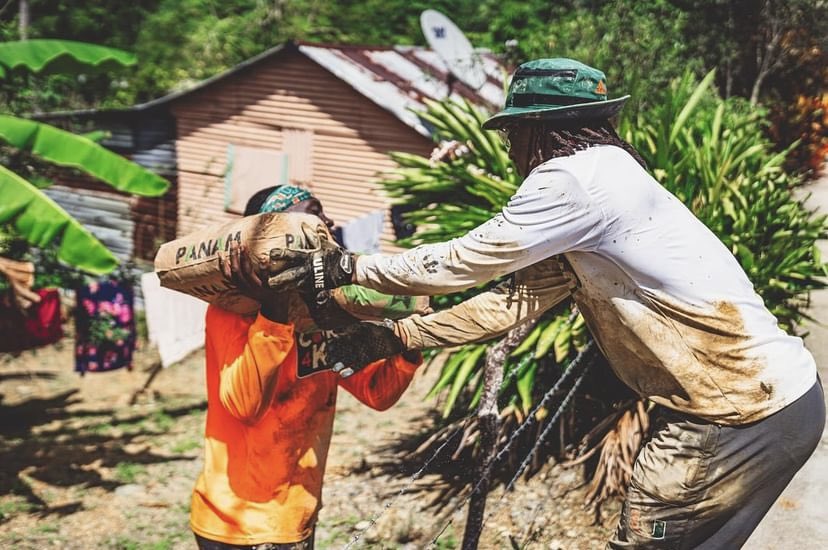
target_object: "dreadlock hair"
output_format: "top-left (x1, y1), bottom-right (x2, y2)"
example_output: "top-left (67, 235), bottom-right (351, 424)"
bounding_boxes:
top-left (516, 118), bottom-right (647, 175)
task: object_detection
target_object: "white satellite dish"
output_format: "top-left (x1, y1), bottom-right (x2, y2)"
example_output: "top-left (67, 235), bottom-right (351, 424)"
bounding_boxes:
top-left (420, 9), bottom-right (488, 91)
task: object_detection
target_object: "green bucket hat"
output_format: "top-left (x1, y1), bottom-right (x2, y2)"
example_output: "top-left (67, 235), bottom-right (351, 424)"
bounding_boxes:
top-left (482, 58), bottom-right (630, 130)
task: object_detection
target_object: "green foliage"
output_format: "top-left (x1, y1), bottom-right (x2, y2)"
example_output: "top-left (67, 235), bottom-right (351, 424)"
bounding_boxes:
top-left (675, 0), bottom-right (827, 101)
top-left (0, 38), bottom-right (170, 275)
top-left (384, 99), bottom-right (519, 248)
top-left (0, 115), bottom-right (168, 196)
top-left (619, 70), bottom-right (828, 330)
top-left (540, 0), bottom-right (700, 114)
top-left (114, 462), bottom-right (146, 484)
top-left (171, 437), bottom-right (201, 454)
top-left (0, 224), bottom-right (86, 291)
top-left (7, 1), bottom-right (823, 145)
top-left (122, 0), bottom-right (487, 102)
top-left (0, 39), bottom-right (136, 78)
top-left (0, 166), bottom-right (119, 274)
top-left (0, 498), bottom-right (35, 520)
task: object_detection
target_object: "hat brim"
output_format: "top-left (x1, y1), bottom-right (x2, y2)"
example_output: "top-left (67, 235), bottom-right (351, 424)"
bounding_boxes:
top-left (482, 95), bottom-right (631, 130)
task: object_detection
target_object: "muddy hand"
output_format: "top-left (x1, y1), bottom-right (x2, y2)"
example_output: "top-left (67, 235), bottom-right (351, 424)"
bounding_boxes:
top-left (326, 321), bottom-right (405, 378)
top-left (219, 243), bottom-right (267, 301)
top-left (300, 290), bottom-right (361, 331)
top-left (267, 240), bottom-right (356, 294)
top-left (220, 243), bottom-right (287, 321)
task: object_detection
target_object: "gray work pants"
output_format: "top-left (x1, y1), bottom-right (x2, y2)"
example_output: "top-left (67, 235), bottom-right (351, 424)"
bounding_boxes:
top-left (609, 380), bottom-right (825, 549)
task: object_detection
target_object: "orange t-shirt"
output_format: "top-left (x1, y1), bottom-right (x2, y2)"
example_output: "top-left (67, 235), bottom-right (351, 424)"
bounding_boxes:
top-left (190, 305), bottom-right (420, 545)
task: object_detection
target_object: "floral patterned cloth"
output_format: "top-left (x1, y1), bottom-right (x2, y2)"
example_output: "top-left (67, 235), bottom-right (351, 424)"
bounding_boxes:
top-left (75, 279), bottom-right (136, 375)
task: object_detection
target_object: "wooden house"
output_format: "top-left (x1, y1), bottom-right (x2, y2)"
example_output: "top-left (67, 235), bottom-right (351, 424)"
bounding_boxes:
top-left (39, 41), bottom-right (506, 261)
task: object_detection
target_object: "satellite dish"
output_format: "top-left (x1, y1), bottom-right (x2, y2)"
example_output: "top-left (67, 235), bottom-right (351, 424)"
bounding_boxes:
top-left (420, 9), bottom-right (488, 91)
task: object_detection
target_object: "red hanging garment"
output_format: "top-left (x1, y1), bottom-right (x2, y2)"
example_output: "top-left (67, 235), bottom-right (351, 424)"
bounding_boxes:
top-left (0, 288), bottom-right (64, 353)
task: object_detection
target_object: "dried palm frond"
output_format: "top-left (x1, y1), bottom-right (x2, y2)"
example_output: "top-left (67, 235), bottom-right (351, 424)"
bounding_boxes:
top-left (566, 399), bottom-right (651, 520)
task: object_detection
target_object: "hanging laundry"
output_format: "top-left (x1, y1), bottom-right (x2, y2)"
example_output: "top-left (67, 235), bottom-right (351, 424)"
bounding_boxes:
top-left (341, 210), bottom-right (385, 254)
top-left (140, 271), bottom-right (207, 367)
top-left (75, 279), bottom-right (136, 375)
top-left (0, 288), bottom-right (63, 353)
top-left (0, 257), bottom-right (40, 310)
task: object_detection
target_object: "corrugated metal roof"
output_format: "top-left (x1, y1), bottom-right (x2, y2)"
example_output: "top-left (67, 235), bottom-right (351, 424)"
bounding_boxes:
top-left (36, 41), bottom-right (507, 139)
top-left (298, 43), bottom-right (506, 137)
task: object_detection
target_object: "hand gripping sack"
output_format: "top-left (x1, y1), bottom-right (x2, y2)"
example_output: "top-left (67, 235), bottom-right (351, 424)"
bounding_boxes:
top-left (154, 212), bottom-right (430, 322)
top-left (154, 212), bottom-right (332, 315)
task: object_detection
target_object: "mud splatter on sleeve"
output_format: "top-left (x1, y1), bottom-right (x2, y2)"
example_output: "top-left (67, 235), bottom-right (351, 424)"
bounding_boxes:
top-left (395, 258), bottom-right (575, 349)
top-left (355, 167), bottom-right (603, 295)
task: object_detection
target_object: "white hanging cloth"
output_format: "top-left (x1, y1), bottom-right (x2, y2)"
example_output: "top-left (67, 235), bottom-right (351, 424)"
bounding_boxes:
top-left (140, 271), bottom-right (207, 367)
top-left (341, 210), bottom-right (385, 254)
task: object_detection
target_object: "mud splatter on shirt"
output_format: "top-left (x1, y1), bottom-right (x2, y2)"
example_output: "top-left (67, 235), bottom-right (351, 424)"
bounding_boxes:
top-left (358, 145), bottom-right (816, 425)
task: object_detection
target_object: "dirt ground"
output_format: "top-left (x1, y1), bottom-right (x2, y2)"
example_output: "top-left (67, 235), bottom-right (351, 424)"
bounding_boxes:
top-left (0, 327), bottom-right (614, 550)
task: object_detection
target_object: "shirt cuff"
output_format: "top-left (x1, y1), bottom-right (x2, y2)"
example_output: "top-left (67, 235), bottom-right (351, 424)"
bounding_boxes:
top-left (391, 351), bottom-right (422, 375)
top-left (354, 254), bottom-right (375, 286)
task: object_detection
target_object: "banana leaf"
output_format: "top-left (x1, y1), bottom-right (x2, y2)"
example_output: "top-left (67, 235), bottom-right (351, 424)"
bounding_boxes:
top-left (0, 39), bottom-right (135, 79)
top-left (0, 165), bottom-right (118, 275)
top-left (0, 115), bottom-right (169, 196)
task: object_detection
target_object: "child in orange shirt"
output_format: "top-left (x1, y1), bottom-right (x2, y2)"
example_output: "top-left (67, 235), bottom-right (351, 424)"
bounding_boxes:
top-left (190, 186), bottom-right (421, 549)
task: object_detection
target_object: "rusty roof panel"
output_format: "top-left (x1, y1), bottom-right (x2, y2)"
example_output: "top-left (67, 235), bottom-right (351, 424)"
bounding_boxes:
top-left (298, 43), bottom-right (506, 138)
top-left (39, 41), bottom-right (508, 141)
top-left (299, 45), bottom-right (431, 136)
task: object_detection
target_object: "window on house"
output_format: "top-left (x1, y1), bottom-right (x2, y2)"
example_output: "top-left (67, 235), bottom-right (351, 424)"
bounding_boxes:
top-left (224, 145), bottom-right (288, 214)
top-left (282, 128), bottom-right (314, 185)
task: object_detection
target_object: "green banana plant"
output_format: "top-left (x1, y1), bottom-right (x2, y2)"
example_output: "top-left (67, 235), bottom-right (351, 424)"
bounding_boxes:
top-left (0, 39), bottom-right (136, 78)
top-left (0, 39), bottom-right (170, 275)
top-left (0, 166), bottom-right (120, 275)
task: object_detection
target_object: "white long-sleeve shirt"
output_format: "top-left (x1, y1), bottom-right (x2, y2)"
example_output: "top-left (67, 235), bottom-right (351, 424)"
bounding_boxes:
top-left (357, 145), bottom-right (817, 425)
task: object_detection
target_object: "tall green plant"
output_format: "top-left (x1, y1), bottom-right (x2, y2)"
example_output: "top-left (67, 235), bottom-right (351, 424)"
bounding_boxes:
top-left (0, 39), bottom-right (170, 275)
top-left (620, 70), bottom-right (828, 330)
top-left (0, 39), bottom-right (137, 78)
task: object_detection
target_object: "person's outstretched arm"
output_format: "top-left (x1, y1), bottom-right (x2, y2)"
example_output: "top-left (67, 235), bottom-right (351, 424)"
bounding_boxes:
top-left (353, 166), bottom-right (603, 296)
top-left (323, 259), bottom-right (574, 373)
top-left (393, 257), bottom-right (574, 349)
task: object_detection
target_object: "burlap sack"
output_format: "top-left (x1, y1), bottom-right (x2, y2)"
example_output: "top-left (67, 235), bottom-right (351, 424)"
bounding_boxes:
top-left (154, 212), bottom-right (430, 322)
top-left (155, 212), bottom-right (328, 315)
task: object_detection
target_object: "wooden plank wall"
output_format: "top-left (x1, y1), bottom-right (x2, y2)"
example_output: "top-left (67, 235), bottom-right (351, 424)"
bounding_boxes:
top-left (170, 50), bottom-right (433, 250)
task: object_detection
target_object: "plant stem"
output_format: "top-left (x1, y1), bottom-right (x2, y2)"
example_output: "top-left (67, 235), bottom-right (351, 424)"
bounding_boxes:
top-left (462, 320), bottom-right (537, 550)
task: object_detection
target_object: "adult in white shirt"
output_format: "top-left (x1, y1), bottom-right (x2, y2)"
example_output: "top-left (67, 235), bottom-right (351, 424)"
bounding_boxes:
top-left (268, 58), bottom-right (825, 549)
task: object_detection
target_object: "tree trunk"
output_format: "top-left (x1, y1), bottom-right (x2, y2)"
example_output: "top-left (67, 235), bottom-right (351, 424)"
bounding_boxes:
top-left (462, 320), bottom-right (538, 550)
top-left (750, 2), bottom-right (783, 106)
top-left (724, 3), bottom-right (735, 99)
top-left (19, 0), bottom-right (29, 40)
